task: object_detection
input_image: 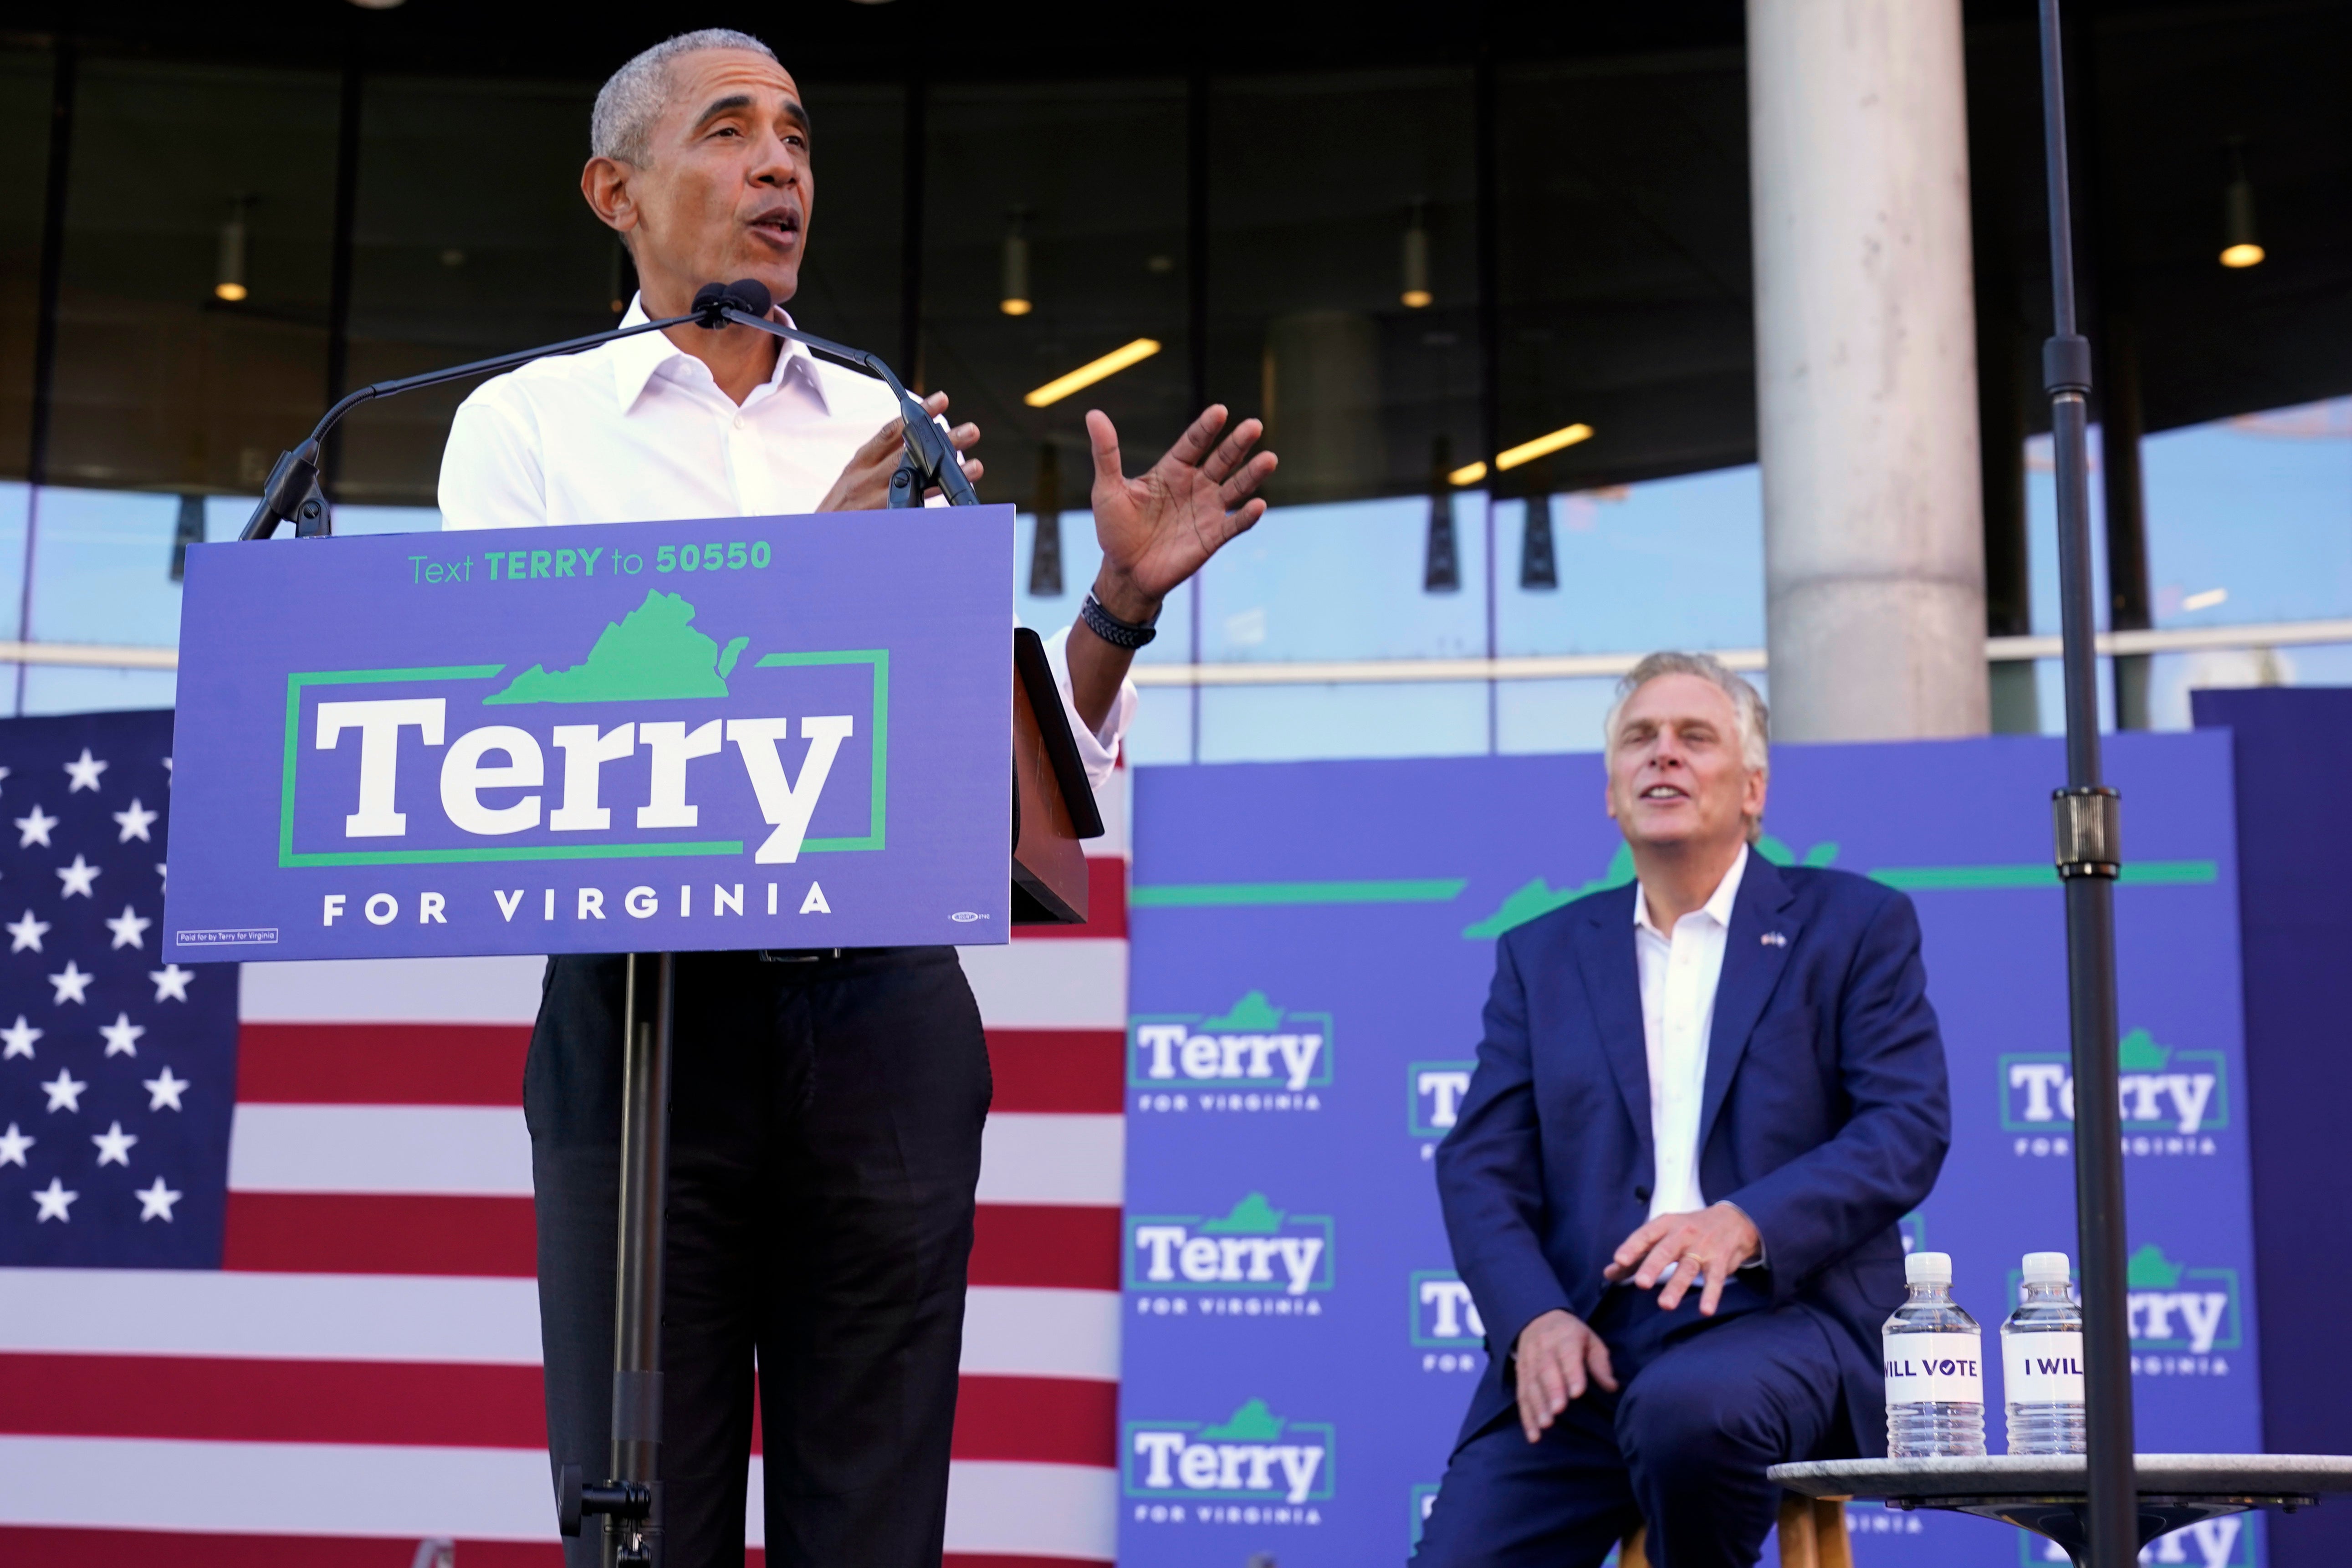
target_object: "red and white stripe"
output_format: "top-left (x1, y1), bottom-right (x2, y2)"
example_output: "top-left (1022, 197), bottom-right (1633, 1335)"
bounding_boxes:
top-left (0, 778), bottom-right (1129, 1567)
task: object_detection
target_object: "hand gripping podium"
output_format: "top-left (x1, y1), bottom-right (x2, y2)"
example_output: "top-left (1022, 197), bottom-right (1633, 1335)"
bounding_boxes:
top-left (166, 504), bottom-right (1103, 1565)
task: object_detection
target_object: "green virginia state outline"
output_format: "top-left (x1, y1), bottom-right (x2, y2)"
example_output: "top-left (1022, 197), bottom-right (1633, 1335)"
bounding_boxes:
top-left (1461, 836), bottom-right (1841, 939)
top-left (486, 588), bottom-right (752, 704)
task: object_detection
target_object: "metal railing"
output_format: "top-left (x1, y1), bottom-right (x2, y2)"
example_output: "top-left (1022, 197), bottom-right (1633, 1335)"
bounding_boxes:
top-left (1123, 617), bottom-right (2352, 687)
top-left (6, 615), bottom-right (2350, 683)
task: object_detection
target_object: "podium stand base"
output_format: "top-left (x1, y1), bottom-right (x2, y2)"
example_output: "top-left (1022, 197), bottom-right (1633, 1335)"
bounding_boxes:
top-left (557, 953), bottom-right (674, 1567)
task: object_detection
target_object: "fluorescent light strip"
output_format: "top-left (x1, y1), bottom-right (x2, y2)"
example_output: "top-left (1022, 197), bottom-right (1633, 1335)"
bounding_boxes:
top-left (1497, 422), bottom-right (1593, 469)
top-left (1448, 422), bottom-right (1594, 486)
top-left (1023, 339), bottom-right (1161, 408)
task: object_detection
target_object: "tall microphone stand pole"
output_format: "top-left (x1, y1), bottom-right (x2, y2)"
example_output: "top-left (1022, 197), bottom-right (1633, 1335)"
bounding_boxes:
top-left (234, 287), bottom-right (970, 1567)
top-left (2035, 2), bottom-right (2137, 1563)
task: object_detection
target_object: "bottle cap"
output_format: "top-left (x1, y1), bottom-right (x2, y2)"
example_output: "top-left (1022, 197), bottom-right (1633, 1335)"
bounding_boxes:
top-left (1905, 1250), bottom-right (1953, 1285)
top-left (2022, 1251), bottom-right (2072, 1284)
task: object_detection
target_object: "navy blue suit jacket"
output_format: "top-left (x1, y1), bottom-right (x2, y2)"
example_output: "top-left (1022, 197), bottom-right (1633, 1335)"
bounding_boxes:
top-left (1435, 855), bottom-right (1950, 1453)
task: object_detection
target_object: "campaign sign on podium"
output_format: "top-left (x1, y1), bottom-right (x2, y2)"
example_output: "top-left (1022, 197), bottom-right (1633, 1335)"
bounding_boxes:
top-left (163, 507), bottom-right (1014, 960)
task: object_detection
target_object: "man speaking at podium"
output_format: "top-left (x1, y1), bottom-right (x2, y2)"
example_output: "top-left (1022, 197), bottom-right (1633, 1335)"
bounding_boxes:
top-left (435, 29), bottom-right (1276, 1568)
top-left (1416, 654), bottom-right (1950, 1568)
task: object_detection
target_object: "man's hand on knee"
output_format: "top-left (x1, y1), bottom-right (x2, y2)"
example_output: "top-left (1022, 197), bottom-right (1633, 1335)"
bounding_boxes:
top-left (1512, 1309), bottom-right (1618, 1443)
top-left (1602, 1202), bottom-right (1763, 1315)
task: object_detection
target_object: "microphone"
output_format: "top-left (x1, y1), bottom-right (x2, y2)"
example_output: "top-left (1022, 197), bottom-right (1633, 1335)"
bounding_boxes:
top-left (693, 278), bottom-right (773, 322)
top-left (693, 278), bottom-right (977, 508)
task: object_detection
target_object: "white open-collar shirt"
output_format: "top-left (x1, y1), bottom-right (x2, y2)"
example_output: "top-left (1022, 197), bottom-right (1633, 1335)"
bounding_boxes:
top-left (436, 295), bottom-right (1135, 787)
top-left (1632, 843), bottom-right (1749, 1222)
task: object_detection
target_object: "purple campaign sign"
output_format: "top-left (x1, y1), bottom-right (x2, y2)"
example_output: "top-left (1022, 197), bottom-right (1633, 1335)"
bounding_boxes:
top-left (164, 508), bottom-right (1013, 960)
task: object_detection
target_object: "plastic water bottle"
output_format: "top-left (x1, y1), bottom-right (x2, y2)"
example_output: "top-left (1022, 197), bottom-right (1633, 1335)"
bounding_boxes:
top-left (1882, 1250), bottom-right (1985, 1456)
top-left (2002, 1251), bottom-right (2087, 1455)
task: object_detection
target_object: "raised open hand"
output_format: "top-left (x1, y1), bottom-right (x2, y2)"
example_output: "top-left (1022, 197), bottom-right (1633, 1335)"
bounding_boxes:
top-left (1084, 404), bottom-right (1277, 620)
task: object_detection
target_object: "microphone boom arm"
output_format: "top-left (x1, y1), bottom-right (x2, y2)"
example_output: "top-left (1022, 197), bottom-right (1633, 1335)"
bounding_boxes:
top-left (239, 286), bottom-right (973, 543)
top-left (240, 311), bottom-right (705, 541)
top-left (712, 306), bottom-right (979, 507)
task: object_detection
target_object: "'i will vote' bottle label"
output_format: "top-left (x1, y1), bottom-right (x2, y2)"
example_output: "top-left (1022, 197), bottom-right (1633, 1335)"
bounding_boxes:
top-left (1882, 1332), bottom-right (1984, 1403)
top-left (2002, 1332), bottom-right (2086, 1403)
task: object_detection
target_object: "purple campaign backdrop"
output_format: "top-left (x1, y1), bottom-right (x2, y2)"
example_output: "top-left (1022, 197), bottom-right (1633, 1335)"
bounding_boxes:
top-left (1121, 732), bottom-right (2265, 1568)
top-left (2193, 690), bottom-right (2352, 1568)
top-left (164, 508), bottom-right (1013, 960)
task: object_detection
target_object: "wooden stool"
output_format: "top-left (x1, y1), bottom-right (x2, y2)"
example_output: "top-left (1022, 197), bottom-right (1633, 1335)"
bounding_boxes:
top-left (1617, 1494), bottom-right (1851, 1568)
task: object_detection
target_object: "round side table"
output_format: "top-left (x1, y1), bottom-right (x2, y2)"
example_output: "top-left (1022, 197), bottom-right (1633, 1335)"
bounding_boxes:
top-left (1767, 1455), bottom-right (2352, 1567)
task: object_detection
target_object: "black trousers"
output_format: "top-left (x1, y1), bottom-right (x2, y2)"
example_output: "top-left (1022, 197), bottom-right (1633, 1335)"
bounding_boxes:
top-left (525, 947), bottom-right (992, 1568)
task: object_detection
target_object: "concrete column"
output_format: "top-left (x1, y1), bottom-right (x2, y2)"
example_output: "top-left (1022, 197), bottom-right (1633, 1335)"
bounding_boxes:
top-left (1748, 0), bottom-right (1990, 740)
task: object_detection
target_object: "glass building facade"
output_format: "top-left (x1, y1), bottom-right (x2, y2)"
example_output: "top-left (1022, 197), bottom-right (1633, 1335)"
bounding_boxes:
top-left (0, 12), bottom-right (2345, 758)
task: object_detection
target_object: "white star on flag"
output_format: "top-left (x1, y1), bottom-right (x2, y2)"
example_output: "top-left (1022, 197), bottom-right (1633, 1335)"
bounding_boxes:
top-left (0, 1122), bottom-right (31, 1166)
top-left (148, 964), bottom-right (194, 1002)
top-left (48, 964), bottom-right (94, 1011)
top-left (56, 854), bottom-right (101, 898)
top-left (47, 960), bottom-right (93, 1005)
top-left (6, 909), bottom-right (49, 952)
top-left (15, 804), bottom-right (56, 848)
top-left (104, 904), bottom-right (150, 950)
top-left (40, 1068), bottom-right (87, 1113)
top-left (135, 1176), bottom-right (182, 1222)
top-left (32, 1176), bottom-right (76, 1222)
top-left (143, 1066), bottom-right (189, 1112)
top-left (0, 1015), bottom-right (38, 1059)
top-left (91, 1120), bottom-right (138, 1166)
top-left (0, 763), bottom-right (10, 794)
top-left (112, 797), bottom-right (159, 842)
top-left (155, 862), bottom-right (168, 889)
top-left (99, 1013), bottom-right (145, 1057)
top-left (63, 748), bottom-right (107, 792)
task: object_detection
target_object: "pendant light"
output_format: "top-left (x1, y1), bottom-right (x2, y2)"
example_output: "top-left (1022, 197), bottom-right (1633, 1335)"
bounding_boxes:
top-left (215, 195), bottom-right (251, 302)
top-left (1000, 210), bottom-right (1033, 317)
top-left (2219, 137), bottom-right (2264, 269)
top-left (1401, 201), bottom-right (1432, 309)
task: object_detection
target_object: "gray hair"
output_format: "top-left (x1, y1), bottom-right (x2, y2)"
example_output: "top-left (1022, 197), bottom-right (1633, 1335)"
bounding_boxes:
top-left (592, 29), bottom-right (778, 165)
top-left (1604, 653), bottom-right (1771, 840)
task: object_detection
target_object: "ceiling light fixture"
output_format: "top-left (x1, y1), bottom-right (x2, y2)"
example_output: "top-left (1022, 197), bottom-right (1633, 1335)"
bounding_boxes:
top-left (1000, 211), bottom-right (1033, 317)
top-left (1448, 422), bottom-right (1594, 486)
top-left (214, 195), bottom-right (251, 302)
top-left (2219, 138), bottom-right (2263, 269)
top-left (1401, 201), bottom-right (1432, 309)
top-left (2182, 587), bottom-right (2228, 611)
top-left (1024, 338), bottom-right (1161, 407)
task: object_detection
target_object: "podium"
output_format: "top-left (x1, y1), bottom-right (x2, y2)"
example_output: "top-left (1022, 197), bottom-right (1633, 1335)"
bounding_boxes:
top-left (167, 507), bottom-right (1104, 1564)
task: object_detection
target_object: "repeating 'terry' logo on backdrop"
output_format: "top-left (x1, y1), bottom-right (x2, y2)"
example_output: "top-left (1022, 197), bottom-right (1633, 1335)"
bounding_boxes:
top-left (1129, 990), bottom-right (1333, 1112)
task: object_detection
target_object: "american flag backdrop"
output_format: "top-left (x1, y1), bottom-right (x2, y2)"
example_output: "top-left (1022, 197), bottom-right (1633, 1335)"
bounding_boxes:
top-left (0, 708), bottom-right (1128, 1567)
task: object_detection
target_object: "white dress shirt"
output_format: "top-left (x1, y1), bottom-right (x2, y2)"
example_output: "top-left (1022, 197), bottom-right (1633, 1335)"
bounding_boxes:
top-left (1632, 844), bottom-right (1749, 1222)
top-left (436, 296), bottom-right (1135, 788)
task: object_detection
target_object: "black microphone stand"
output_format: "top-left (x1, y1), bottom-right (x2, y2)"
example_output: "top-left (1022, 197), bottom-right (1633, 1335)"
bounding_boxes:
top-left (2035, 1), bottom-right (2136, 1563)
top-left (232, 288), bottom-right (966, 1568)
top-left (238, 310), bottom-right (701, 541)
top-left (237, 286), bottom-right (972, 539)
top-left (698, 288), bottom-right (979, 508)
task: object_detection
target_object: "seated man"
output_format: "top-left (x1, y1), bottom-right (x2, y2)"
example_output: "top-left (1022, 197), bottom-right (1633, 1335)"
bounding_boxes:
top-left (1417, 652), bottom-right (1950, 1568)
